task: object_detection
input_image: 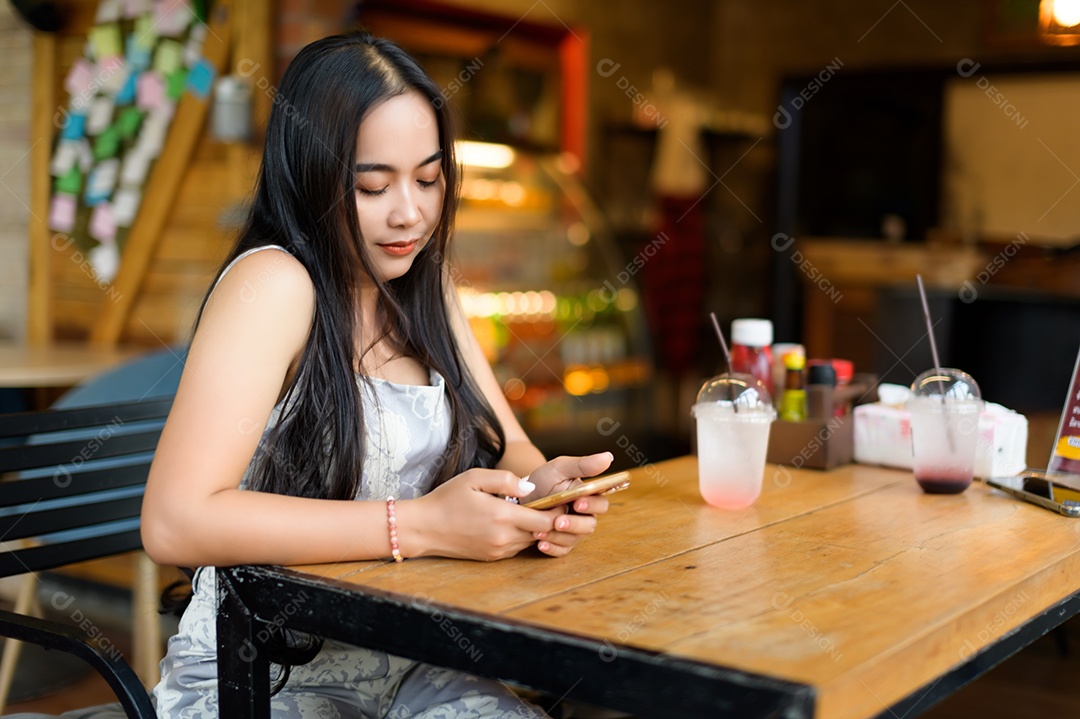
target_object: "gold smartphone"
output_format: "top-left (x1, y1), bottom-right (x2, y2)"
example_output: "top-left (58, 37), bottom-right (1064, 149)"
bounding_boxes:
top-left (524, 471), bottom-right (632, 510)
top-left (984, 471), bottom-right (1080, 518)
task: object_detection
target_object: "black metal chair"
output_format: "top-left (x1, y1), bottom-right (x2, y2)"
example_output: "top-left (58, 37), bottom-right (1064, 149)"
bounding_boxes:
top-left (0, 398), bottom-right (173, 718)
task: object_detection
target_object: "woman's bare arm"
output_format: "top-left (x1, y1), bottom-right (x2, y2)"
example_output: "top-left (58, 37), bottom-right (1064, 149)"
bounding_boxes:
top-left (142, 251), bottom-right (554, 567)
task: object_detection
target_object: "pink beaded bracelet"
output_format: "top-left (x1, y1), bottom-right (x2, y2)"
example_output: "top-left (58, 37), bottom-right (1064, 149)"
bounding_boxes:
top-left (386, 496), bottom-right (403, 563)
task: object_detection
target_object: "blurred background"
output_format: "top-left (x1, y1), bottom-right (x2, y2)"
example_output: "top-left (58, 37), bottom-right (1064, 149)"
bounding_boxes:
top-left (3, 1), bottom-right (1080, 715)
top-left (2, 0), bottom-right (1080, 461)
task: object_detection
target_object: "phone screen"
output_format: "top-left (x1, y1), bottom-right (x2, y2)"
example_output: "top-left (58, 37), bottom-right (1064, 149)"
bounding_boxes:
top-left (1020, 476), bottom-right (1080, 504)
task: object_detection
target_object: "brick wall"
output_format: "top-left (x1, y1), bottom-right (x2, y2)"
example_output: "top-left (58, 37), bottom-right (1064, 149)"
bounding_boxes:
top-left (0, 4), bottom-right (32, 341)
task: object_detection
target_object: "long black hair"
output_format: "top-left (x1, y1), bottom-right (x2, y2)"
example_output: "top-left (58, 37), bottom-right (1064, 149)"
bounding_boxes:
top-left (198, 32), bottom-right (505, 499)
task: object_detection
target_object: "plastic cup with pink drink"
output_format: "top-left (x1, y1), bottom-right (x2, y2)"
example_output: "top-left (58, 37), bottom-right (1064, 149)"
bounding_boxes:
top-left (692, 373), bottom-right (777, 509)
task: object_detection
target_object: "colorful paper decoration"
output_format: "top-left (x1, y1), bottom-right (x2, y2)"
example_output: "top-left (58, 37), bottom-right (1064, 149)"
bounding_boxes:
top-left (51, 141), bottom-right (77, 176)
top-left (126, 34), bottom-right (151, 71)
top-left (51, 141), bottom-right (78, 175)
top-left (93, 126), bottom-right (121, 160)
top-left (89, 240), bottom-right (121, 282)
top-left (101, 62), bottom-right (129, 96)
top-left (95, 0), bottom-right (122, 24)
top-left (116, 106), bottom-right (143, 138)
top-left (134, 104), bottom-right (173, 158)
top-left (186, 58), bottom-right (214, 99)
top-left (64, 59), bottom-right (96, 97)
top-left (124, 0), bottom-right (151, 19)
top-left (89, 202), bottom-right (118, 243)
top-left (116, 70), bottom-right (138, 104)
top-left (136, 70), bottom-right (165, 110)
top-left (112, 187), bottom-right (141, 227)
top-left (49, 194), bottom-right (77, 232)
top-left (86, 96), bottom-right (115, 135)
top-left (154, 2), bottom-right (192, 37)
top-left (90, 24), bottom-right (123, 60)
top-left (76, 139), bottom-right (95, 172)
top-left (48, 1), bottom-right (211, 261)
top-left (120, 151), bottom-right (150, 185)
top-left (133, 14), bottom-right (156, 49)
top-left (184, 24), bottom-right (207, 66)
top-left (60, 114), bottom-right (87, 141)
top-left (54, 166), bottom-right (82, 195)
top-left (155, 39), bottom-right (183, 75)
top-left (166, 69), bottom-right (187, 100)
top-left (85, 158), bottom-right (120, 205)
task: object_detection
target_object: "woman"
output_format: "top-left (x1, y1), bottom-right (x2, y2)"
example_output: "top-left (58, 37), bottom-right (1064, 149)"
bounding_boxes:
top-left (142, 32), bottom-right (612, 717)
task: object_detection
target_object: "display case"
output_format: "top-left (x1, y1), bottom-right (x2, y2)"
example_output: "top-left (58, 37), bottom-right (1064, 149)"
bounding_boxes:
top-left (452, 143), bottom-right (654, 454)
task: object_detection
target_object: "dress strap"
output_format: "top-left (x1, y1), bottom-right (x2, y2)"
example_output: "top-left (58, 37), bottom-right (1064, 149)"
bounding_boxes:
top-left (207, 244), bottom-right (290, 301)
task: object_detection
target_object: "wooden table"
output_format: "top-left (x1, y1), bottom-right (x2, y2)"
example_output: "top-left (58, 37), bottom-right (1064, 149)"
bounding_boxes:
top-left (216, 457), bottom-right (1080, 718)
top-left (0, 341), bottom-right (141, 388)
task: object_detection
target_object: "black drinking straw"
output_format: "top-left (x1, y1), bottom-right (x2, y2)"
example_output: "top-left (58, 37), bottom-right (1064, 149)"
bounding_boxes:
top-left (915, 275), bottom-right (947, 399)
top-left (709, 312), bottom-right (738, 411)
top-left (916, 274), bottom-right (955, 451)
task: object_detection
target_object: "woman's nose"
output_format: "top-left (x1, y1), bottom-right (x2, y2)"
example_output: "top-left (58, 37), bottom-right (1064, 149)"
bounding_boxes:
top-left (389, 185), bottom-right (422, 228)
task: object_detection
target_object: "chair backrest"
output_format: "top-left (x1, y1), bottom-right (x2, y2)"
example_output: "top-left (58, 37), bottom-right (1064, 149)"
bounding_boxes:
top-left (0, 398), bottom-right (172, 579)
top-left (54, 346), bottom-right (185, 409)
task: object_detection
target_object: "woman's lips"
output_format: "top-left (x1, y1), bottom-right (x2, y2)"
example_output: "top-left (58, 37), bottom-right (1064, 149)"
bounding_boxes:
top-left (376, 239), bottom-right (419, 256)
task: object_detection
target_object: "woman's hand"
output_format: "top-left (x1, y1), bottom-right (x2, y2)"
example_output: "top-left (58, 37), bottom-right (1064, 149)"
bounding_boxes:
top-left (523, 452), bottom-right (615, 558)
top-left (523, 452), bottom-right (614, 500)
top-left (401, 468), bottom-right (555, 561)
top-left (533, 493), bottom-right (609, 557)
top-left (400, 452), bottom-right (615, 561)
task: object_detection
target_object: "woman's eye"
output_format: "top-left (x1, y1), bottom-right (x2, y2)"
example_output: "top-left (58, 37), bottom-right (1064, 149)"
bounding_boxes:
top-left (417, 179), bottom-right (438, 189)
top-left (357, 186), bottom-right (387, 197)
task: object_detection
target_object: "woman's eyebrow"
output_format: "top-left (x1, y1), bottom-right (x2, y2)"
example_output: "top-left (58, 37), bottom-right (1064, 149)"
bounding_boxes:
top-left (354, 149), bottom-right (444, 173)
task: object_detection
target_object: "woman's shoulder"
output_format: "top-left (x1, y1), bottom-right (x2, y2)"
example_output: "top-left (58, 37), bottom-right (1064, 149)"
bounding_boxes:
top-left (195, 246), bottom-right (316, 373)
top-left (204, 246), bottom-right (316, 332)
top-left (212, 246), bottom-right (314, 303)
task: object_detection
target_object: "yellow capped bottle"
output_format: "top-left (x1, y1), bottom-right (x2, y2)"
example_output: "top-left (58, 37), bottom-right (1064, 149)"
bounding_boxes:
top-left (779, 351), bottom-right (807, 422)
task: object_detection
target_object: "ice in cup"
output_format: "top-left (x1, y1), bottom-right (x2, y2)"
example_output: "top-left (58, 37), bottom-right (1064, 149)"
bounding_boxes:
top-left (907, 368), bottom-right (983, 494)
top-left (692, 373), bottom-right (777, 509)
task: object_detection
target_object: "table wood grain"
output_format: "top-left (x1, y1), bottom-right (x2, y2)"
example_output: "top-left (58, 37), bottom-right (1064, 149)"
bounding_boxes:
top-left (223, 456), bottom-right (1080, 718)
top-left (0, 341), bottom-right (141, 387)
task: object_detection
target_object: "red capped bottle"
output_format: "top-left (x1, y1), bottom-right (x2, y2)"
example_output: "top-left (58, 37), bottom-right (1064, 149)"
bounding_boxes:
top-left (729, 319), bottom-right (774, 397)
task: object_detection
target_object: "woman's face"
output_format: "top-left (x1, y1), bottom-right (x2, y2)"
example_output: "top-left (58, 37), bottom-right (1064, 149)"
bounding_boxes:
top-left (354, 91), bottom-right (444, 283)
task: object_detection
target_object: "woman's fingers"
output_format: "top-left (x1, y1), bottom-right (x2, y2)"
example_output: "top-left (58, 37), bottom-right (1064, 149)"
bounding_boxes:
top-left (465, 467), bottom-right (535, 499)
top-left (537, 527), bottom-right (595, 555)
top-left (534, 511), bottom-right (596, 541)
top-left (554, 511), bottom-right (596, 534)
top-left (537, 540), bottom-right (573, 557)
top-left (571, 494), bottom-right (610, 516)
top-left (540, 452), bottom-right (614, 485)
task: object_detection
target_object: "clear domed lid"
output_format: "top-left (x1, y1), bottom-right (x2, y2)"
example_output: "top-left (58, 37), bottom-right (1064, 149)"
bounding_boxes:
top-left (692, 372), bottom-right (774, 416)
top-left (910, 368), bottom-right (981, 401)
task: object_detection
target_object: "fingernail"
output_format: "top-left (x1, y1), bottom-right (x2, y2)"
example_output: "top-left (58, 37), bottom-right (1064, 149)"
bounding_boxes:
top-left (602, 452), bottom-right (613, 461)
top-left (535, 531), bottom-right (547, 539)
top-left (556, 518), bottom-right (568, 530)
top-left (539, 542), bottom-right (550, 552)
top-left (518, 476), bottom-right (535, 494)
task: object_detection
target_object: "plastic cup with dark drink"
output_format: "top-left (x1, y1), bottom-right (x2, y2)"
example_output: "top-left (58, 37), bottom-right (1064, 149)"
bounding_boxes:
top-left (906, 368), bottom-right (983, 494)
